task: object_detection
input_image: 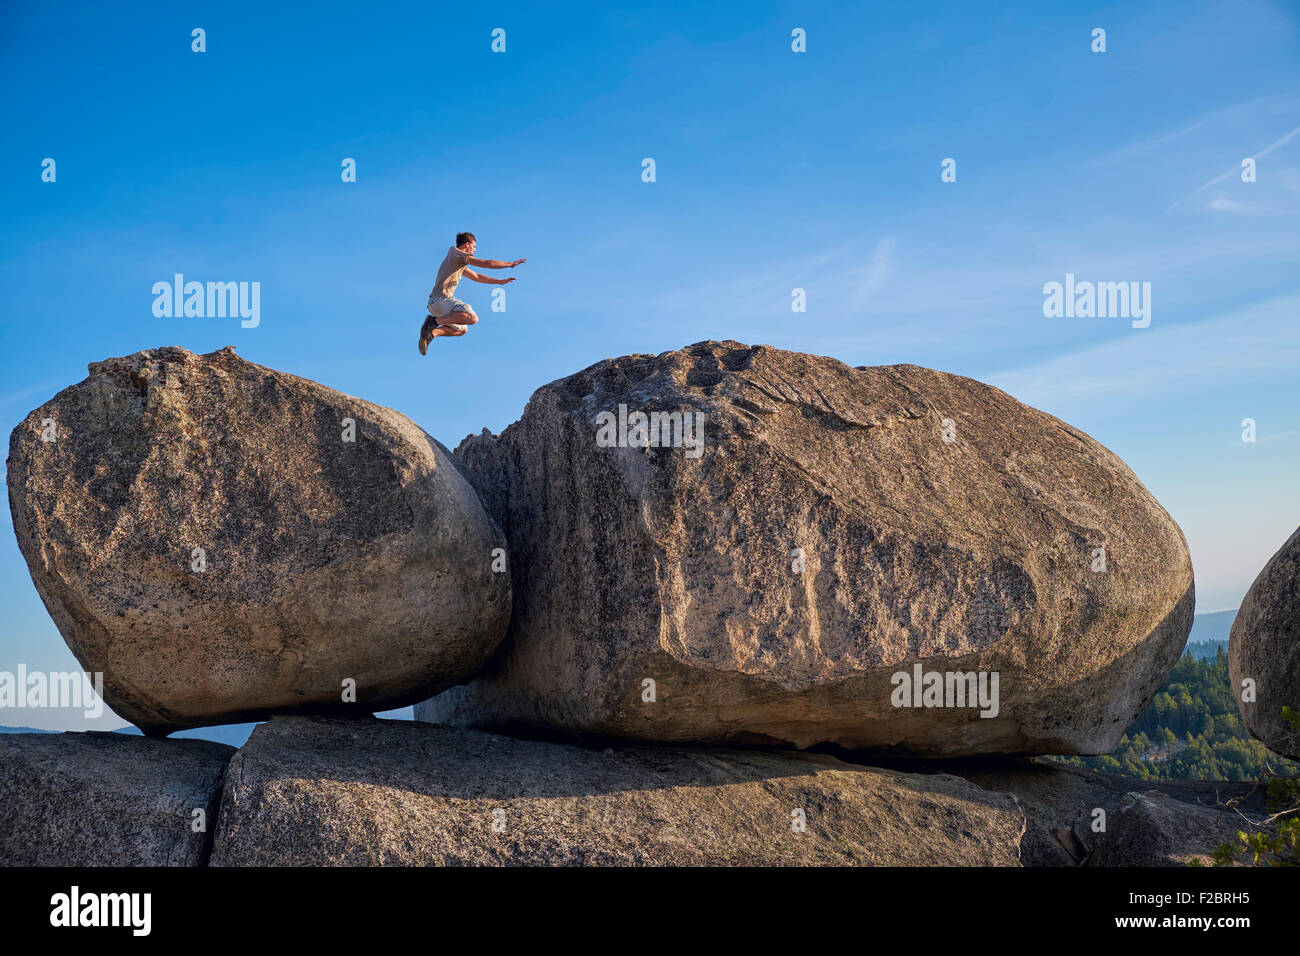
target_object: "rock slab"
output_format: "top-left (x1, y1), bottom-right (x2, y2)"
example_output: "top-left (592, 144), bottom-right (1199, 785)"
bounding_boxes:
top-left (210, 716), bottom-right (1024, 866)
top-left (958, 759), bottom-right (1267, 867)
top-left (0, 731), bottom-right (232, 866)
top-left (1086, 789), bottom-right (1250, 867)
top-left (7, 346), bottom-right (511, 734)
top-left (421, 341), bottom-right (1194, 756)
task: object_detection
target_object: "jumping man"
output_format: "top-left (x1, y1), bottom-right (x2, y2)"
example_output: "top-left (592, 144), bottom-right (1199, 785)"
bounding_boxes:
top-left (419, 232), bottom-right (526, 354)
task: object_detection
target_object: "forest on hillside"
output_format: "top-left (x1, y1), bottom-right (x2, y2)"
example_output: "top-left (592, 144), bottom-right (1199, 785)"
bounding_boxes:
top-left (1053, 647), bottom-right (1300, 781)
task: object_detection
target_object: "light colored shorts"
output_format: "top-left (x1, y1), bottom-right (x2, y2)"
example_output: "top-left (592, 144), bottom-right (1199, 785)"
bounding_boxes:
top-left (427, 294), bottom-right (474, 330)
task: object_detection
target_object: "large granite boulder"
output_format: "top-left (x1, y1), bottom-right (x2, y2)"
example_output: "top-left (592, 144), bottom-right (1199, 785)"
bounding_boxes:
top-left (419, 341), bottom-right (1194, 756)
top-left (0, 731), bottom-right (232, 866)
top-left (210, 715), bottom-right (1024, 866)
top-left (7, 346), bottom-right (511, 735)
top-left (1229, 526), bottom-right (1300, 758)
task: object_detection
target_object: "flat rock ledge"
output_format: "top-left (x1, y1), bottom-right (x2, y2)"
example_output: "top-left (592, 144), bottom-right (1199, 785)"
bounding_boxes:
top-left (210, 715), bottom-right (1024, 866)
top-left (1, 719), bottom-right (1268, 867)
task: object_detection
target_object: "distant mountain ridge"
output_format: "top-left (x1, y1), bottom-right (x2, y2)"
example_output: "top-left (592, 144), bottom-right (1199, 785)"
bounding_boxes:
top-left (0, 707), bottom-right (413, 744)
top-left (115, 723), bottom-right (259, 748)
top-left (1186, 608), bottom-right (1235, 646)
top-left (1184, 609), bottom-right (1235, 660)
top-left (0, 723), bottom-right (256, 746)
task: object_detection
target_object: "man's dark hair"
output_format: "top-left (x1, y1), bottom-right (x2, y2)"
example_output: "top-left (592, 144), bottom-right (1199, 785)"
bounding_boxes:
top-left (456, 232), bottom-right (475, 246)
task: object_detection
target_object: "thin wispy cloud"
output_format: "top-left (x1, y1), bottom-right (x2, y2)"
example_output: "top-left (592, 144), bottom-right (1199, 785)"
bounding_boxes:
top-left (1091, 119), bottom-right (1208, 166)
top-left (1089, 95), bottom-right (1296, 167)
top-left (1205, 195), bottom-right (1290, 215)
top-left (988, 292), bottom-right (1300, 406)
top-left (845, 238), bottom-right (896, 311)
top-left (0, 381), bottom-right (61, 409)
top-left (1167, 123), bottom-right (1300, 210)
top-left (1224, 429), bottom-right (1300, 448)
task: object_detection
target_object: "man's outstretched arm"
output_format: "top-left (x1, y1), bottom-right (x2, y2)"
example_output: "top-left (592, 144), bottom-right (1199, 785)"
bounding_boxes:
top-left (466, 255), bottom-right (525, 269)
top-left (464, 269), bottom-right (516, 285)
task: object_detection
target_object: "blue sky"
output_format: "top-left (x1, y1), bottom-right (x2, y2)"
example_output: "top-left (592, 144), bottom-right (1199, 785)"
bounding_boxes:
top-left (2, 0), bottom-right (1298, 730)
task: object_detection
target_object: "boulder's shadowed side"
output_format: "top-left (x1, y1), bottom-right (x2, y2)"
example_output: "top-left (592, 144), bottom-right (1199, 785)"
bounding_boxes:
top-left (1229, 526), bottom-right (1300, 758)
